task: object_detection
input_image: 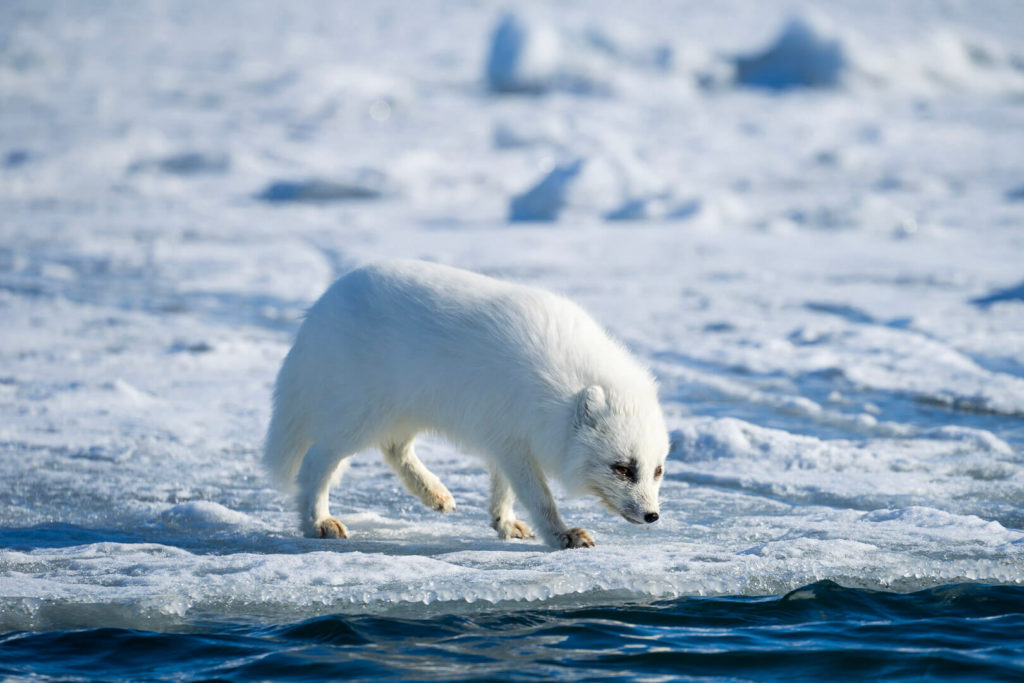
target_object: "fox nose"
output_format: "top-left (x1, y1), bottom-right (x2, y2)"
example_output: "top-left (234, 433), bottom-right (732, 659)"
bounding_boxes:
top-left (644, 512), bottom-right (659, 524)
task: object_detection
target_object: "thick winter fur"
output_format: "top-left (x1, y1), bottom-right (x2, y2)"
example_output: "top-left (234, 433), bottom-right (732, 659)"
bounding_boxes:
top-left (263, 260), bottom-right (669, 549)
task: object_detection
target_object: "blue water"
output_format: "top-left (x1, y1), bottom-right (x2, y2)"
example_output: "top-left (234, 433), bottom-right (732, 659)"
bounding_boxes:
top-left (3, 581), bottom-right (1023, 681)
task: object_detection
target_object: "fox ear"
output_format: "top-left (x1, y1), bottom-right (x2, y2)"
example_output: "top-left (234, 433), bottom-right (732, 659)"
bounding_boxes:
top-left (574, 385), bottom-right (606, 431)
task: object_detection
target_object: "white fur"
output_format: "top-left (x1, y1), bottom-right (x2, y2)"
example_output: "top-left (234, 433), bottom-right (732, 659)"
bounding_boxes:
top-left (263, 260), bottom-right (669, 549)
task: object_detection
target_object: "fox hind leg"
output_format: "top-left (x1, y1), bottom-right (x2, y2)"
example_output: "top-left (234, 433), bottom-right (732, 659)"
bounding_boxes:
top-left (381, 434), bottom-right (456, 513)
top-left (296, 442), bottom-right (355, 538)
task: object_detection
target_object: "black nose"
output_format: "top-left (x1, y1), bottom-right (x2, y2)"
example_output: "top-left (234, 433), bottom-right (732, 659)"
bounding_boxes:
top-left (644, 512), bottom-right (659, 524)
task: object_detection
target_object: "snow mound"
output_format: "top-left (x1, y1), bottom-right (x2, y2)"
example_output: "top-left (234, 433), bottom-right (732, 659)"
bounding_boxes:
top-left (482, 10), bottom-right (1024, 98)
top-left (484, 12), bottom-right (638, 96)
top-left (507, 157), bottom-right (731, 224)
top-left (730, 15), bottom-right (1024, 93)
top-left (972, 279), bottom-right (1024, 308)
top-left (507, 156), bottom-right (663, 223)
top-left (493, 116), bottom-right (567, 149)
top-left (508, 159), bottom-right (583, 221)
top-left (129, 152), bottom-right (231, 176)
top-left (507, 147), bottom-right (701, 224)
top-left (606, 196), bottom-right (710, 223)
top-left (257, 170), bottom-right (392, 203)
top-left (157, 501), bottom-right (264, 532)
top-left (734, 16), bottom-right (846, 90)
top-left (486, 13), bottom-right (562, 93)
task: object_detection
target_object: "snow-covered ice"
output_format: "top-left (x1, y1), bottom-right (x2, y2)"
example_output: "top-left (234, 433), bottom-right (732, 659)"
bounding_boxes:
top-left (1, 0), bottom-right (1023, 631)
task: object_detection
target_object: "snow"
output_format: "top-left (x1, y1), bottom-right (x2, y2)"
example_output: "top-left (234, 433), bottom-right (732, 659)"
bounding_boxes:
top-left (1, 0), bottom-right (1023, 632)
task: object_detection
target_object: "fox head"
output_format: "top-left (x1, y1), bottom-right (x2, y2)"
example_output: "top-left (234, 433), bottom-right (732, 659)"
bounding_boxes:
top-left (567, 385), bottom-right (668, 525)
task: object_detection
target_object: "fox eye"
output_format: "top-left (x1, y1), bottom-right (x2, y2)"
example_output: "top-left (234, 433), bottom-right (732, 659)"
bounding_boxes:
top-left (612, 464), bottom-right (635, 481)
top-left (654, 465), bottom-right (663, 479)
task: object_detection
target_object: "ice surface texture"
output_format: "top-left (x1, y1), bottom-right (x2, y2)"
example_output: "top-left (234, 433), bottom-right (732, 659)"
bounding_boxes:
top-left (1, 0), bottom-right (1024, 631)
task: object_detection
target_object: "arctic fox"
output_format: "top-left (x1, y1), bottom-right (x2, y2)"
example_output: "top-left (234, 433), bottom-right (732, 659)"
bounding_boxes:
top-left (264, 260), bottom-right (668, 549)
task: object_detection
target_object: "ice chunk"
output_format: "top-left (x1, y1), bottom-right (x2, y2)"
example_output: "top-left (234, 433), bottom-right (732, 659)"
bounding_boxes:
top-left (604, 198), bottom-right (649, 221)
top-left (734, 16), bottom-right (846, 90)
top-left (492, 116), bottom-right (567, 149)
top-left (730, 21), bottom-right (1024, 94)
top-left (667, 198), bottom-right (703, 221)
top-left (508, 159), bottom-right (584, 221)
top-left (5, 149), bottom-right (31, 168)
top-left (486, 13), bottom-right (561, 93)
top-left (508, 144), bottom-right (684, 223)
top-left (971, 279), bottom-right (1024, 307)
top-left (605, 195), bottom-right (701, 222)
top-left (130, 152), bottom-right (231, 176)
top-left (256, 170), bottom-right (391, 203)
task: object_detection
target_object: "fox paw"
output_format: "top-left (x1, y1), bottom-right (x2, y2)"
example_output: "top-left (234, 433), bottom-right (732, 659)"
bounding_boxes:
top-left (314, 517), bottom-right (348, 539)
top-left (430, 488), bottom-right (456, 513)
top-left (561, 528), bottom-right (595, 549)
top-left (493, 518), bottom-right (535, 540)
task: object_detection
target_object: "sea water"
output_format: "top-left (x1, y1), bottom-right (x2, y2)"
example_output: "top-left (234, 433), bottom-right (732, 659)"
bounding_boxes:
top-left (4, 582), bottom-right (1024, 680)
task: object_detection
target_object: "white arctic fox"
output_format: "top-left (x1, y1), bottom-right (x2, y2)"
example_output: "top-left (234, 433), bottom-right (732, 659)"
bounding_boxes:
top-left (264, 260), bottom-right (668, 549)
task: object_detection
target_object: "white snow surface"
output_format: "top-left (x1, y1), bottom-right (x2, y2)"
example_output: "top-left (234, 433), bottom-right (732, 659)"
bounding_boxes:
top-left (1, 0), bottom-right (1023, 631)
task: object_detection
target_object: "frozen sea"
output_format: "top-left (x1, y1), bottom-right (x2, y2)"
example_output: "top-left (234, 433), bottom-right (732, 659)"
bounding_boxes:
top-left (2, 1), bottom-right (1024, 679)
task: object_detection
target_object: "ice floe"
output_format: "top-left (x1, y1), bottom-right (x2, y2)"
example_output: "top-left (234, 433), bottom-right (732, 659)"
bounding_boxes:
top-left (1, 0), bottom-right (1022, 633)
